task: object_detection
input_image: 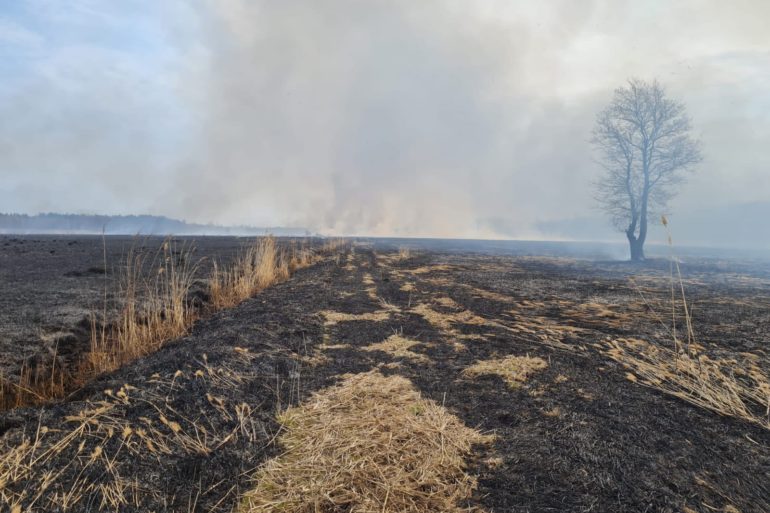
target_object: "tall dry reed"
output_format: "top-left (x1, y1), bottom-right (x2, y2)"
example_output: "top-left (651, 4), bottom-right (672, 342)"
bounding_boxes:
top-left (613, 217), bottom-right (770, 429)
top-left (85, 239), bottom-right (199, 377)
top-left (0, 236), bottom-right (347, 410)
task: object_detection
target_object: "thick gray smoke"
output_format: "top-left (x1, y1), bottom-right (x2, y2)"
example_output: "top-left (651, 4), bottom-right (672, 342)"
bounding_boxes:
top-left (1, 0), bottom-right (769, 243)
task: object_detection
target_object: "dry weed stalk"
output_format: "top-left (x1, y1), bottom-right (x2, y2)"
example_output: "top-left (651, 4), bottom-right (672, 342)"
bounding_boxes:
top-left (241, 371), bottom-right (490, 513)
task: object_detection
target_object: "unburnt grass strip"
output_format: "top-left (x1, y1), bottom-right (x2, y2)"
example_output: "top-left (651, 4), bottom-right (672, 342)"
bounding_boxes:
top-left (0, 237), bottom-right (347, 410)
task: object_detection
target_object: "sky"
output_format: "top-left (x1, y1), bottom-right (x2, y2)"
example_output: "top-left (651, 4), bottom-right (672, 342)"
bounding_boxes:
top-left (0, 0), bottom-right (768, 241)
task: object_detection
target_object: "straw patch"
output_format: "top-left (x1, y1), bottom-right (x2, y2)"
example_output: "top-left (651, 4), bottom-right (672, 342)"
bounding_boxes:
top-left (463, 356), bottom-right (548, 388)
top-left (421, 277), bottom-right (455, 287)
top-left (561, 300), bottom-right (650, 329)
top-left (321, 310), bottom-right (391, 326)
top-left (408, 264), bottom-right (455, 275)
top-left (363, 334), bottom-right (428, 362)
top-left (240, 371), bottom-right (490, 513)
top-left (411, 301), bottom-right (489, 333)
top-left (464, 286), bottom-right (513, 303)
top-left (605, 338), bottom-right (770, 430)
top-left (362, 272), bottom-right (379, 300)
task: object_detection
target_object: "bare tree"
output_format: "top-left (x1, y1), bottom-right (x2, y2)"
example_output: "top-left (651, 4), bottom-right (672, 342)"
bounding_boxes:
top-left (593, 79), bottom-right (701, 261)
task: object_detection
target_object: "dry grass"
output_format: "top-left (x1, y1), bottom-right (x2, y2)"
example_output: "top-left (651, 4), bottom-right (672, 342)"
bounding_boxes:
top-left (1, 239), bottom-right (199, 408)
top-left (210, 237), bottom-right (288, 309)
top-left (607, 218), bottom-right (770, 430)
top-left (0, 360), bottom-right (66, 410)
top-left (408, 264), bottom-right (455, 275)
top-left (606, 338), bottom-right (770, 430)
top-left (2, 237), bottom-right (347, 411)
top-left (86, 240), bottom-right (199, 377)
top-left (321, 310), bottom-right (392, 326)
top-left (411, 300), bottom-right (489, 333)
top-left (462, 355), bottom-right (548, 388)
top-left (362, 272), bottom-right (378, 300)
top-left (463, 286), bottom-right (513, 303)
top-left (0, 370), bottom-right (260, 511)
top-left (363, 334), bottom-right (428, 362)
top-left (240, 371), bottom-right (490, 513)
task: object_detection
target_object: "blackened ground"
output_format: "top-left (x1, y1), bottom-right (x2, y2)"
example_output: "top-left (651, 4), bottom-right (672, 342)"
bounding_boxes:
top-left (0, 235), bottom-right (321, 378)
top-left (0, 243), bottom-right (768, 512)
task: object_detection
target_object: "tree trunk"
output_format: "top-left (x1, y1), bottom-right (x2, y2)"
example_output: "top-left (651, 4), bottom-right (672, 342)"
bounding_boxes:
top-left (628, 237), bottom-right (645, 261)
top-left (636, 187), bottom-right (649, 261)
top-left (626, 230), bottom-right (643, 261)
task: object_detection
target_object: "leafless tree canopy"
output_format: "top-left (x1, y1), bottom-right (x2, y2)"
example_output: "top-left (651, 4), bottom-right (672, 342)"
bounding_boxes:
top-left (593, 79), bottom-right (701, 260)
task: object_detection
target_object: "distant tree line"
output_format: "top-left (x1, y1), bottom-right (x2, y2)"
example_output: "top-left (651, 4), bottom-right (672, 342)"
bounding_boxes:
top-left (0, 213), bottom-right (310, 236)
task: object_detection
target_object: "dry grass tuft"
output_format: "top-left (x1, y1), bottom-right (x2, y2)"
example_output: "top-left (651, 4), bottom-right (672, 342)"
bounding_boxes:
top-left (363, 334), bottom-right (428, 362)
top-left (463, 355), bottom-right (548, 388)
top-left (321, 310), bottom-right (392, 326)
top-left (397, 247), bottom-right (412, 260)
top-left (610, 219), bottom-right (770, 430)
top-left (0, 360), bottom-right (67, 410)
top-left (606, 338), bottom-right (770, 430)
top-left (86, 240), bottom-right (199, 378)
top-left (240, 371), bottom-right (490, 513)
top-left (411, 301), bottom-right (489, 334)
top-left (407, 264), bottom-right (455, 276)
top-left (210, 237), bottom-right (286, 309)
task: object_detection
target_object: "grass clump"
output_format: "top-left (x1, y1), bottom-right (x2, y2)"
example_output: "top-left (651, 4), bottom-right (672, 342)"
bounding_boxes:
top-left (463, 355), bottom-right (548, 388)
top-left (210, 236), bottom-right (287, 309)
top-left (321, 310), bottom-right (392, 326)
top-left (86, 240), bottom-right (199, 377)
top-left (363, 334), bottom-right (428, 362)
top-left (241, 370), bottom-right (490, 513)
top-left (0, 360), bottom-right (66, 410)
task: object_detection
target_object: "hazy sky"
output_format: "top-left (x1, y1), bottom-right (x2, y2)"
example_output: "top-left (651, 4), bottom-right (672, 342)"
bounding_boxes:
top-left (1, 0), bottom-right (768, 238)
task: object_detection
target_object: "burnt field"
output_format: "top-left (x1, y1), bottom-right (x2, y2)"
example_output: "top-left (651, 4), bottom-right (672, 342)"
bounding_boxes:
top-left (0, 236), bottom-right (239, 376)
top-left (0, 235), bottom-right (325, 382)
top-left (0, 240), bottom-right (769, 512)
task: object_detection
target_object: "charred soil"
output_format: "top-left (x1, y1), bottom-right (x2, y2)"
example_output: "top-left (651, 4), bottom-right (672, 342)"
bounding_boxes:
top-left (0, 243), bottom-right (768, 512)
